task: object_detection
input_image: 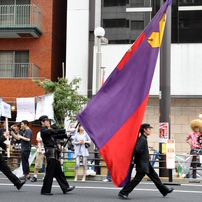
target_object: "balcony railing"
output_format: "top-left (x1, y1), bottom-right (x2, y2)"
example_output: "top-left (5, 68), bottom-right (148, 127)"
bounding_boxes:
top-left (0, 4), bottom-right (42, 33)
top-left (0, 63), bottom-right (40, 78)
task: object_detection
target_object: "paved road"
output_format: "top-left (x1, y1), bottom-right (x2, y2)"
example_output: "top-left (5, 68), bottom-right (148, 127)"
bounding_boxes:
top-left (0, 178), bottom-right (202, 202)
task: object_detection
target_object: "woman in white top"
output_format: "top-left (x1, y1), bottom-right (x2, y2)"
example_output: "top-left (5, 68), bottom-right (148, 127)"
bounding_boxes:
top-left (74, 124), bottom-right (91, 182)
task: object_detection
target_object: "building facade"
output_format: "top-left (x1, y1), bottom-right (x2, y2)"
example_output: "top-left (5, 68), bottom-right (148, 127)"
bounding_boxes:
top-left (65, 0), bottom-right (202, 153)
top-left (0, 0), bottom-right (67, 143)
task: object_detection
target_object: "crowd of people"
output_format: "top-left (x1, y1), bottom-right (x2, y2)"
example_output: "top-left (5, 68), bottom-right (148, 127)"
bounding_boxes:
top-left (0, 117), bottom-right (176, 199)
top-left (0, 114), bottom-right (202, 199)
top-left (0, 116), bottom-right (93, 195)
top-left (1, 116), bottom-right (202, 198)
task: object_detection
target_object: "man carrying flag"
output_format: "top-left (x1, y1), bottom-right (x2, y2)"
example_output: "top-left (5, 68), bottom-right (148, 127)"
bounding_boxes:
top-left (118, 124), bottom-right (173, 200)
top-left (77, 0), bottom-right (172, 189)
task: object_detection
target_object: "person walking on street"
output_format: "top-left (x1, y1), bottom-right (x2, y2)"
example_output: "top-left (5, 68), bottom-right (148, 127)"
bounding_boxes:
top-left (118, 123), bottom-right (174, 200)
top-left (0, 131), bottom-right (26, 190)
top-left (39, 115), bottom-right (75, 195)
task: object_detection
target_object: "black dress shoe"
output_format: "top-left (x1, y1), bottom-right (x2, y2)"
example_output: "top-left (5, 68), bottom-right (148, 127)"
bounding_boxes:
top-left (31, 177), bottom-right (37, 182)
top-left (41, 192), bottom-right (53, 196)
top-left (63, 186), bottom-right (75, 194)
top-left (163, 188), bottom-right (174, 197)
top-left (118, 192), bottom-right (130, 200)
top-left (16, 180), bottom-right (26, 190)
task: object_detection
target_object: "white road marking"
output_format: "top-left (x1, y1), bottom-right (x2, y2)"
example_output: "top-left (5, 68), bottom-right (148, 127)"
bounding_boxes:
top-left (0, 183), bottom-right (202, 194)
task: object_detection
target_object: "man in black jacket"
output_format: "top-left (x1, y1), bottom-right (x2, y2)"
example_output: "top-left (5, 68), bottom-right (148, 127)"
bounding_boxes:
top-left (0, 131), bottom-right (26, 190)
top-left (39, 115), bottom-right (75, 195)
top-left (118, 123), bottom-right (173, 200)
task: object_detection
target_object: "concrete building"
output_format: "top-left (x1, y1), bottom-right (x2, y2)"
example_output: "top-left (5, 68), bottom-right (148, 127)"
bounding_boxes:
top-left (66, 0), bottom-right (202, 153)
top-left (0, 0), bottom-right (67, 143)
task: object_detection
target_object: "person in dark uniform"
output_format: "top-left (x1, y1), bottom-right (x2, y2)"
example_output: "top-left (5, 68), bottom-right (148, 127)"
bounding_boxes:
top-left (0, 121), bottom-right (8, 158)
top-left (118, 123), bottom-right (174, 200)
top-left (39, 115), bottom-right (75, 195)
top-left (0, 131), bottom-right (26, 190)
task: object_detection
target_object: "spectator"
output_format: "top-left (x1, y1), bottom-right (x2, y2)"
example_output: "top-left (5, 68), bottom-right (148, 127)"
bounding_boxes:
top-left (103, 168), bottom-right (112, 182)
top-left (74, 124), bottom-right (91, 182)
top-left (186, 119), bottom-right (202, 173)
top-left (12, 120), bottom-right (32, 180)
top-left (67, 123), bottom-right (77, 152)
top-left (31, 131), bottom-right (46, 182)
top-left (10, 122), bottom-right (21, 147)
top-left (186, 119), bottom-right (202, 153)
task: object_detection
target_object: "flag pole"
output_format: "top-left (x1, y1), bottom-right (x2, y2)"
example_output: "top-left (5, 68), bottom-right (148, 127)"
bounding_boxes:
top-left (159, 0), bottom-right (178, 184)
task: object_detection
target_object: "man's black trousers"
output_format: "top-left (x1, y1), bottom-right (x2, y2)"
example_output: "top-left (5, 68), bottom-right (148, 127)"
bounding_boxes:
top-left (120, 165), bottom-right (170, 196)
top-left (21, 150), bottom-right (30, 175)
top-left (41, 158), bottom-right (69, 194)
top-left (0, 155), bottom-right (21, 186)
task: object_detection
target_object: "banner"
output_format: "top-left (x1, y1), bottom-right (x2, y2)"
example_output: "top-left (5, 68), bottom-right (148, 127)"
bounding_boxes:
top-left (159, 122), bottom-right (169, 143)
top-left (1, 101), bottom-right (11, 118)
top-left (16, 97), bottom-right (35, 122)
top-left (166, 139), bottom-right (175, 169)
top-left (35, 94), bottom-right (54, 120)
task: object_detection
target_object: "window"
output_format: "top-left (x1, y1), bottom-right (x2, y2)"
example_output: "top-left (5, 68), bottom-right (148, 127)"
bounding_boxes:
top-left (130, 0), bottom-right (144, 7)
top-left (0, 0), bottom-right (30, 26)
top-left (0, 51), bottom-right (29, 78)
top-left (103, 19), bottom-right (129, 28)
top-left (179, 0), bottom-right (202, 6)
top-left (109, 39), bottom-right (130, 44)
top-left (103, 0), bottom-right (127, 7)
top-left (102, 0), bottom-right (202, 44)
top-left (0, 0), bottom-right (30, 5)
top-left (131, 20), bottom-right (144, 30)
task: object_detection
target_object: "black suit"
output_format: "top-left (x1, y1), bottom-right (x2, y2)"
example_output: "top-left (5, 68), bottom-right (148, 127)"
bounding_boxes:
top-left (40, 126), bottom-right (70, 194)
top-left (0, 135), bottom-right (21, 187)
top-left (120, 133), bottom-right (170, 196)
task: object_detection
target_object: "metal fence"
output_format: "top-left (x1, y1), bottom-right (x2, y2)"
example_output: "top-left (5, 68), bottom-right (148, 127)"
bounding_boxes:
top-left (0, 63), bottom-right (40, 78)
top-left (4, 149), bottom-right (202, 179)
top-left (0, 4), bottom-right (42, 32)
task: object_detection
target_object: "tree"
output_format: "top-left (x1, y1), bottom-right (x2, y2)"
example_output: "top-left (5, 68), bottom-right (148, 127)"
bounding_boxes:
top-left (34, 78), bottom-right (88, 128)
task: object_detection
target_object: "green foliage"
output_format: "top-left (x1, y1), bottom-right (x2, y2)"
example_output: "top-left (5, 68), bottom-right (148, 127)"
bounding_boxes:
top-left (34, 78), bottom-right (88, 128)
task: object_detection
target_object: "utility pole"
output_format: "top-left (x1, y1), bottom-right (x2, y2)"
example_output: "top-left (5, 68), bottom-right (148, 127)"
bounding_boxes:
top-left (159, 0), bottom-right (172, 182)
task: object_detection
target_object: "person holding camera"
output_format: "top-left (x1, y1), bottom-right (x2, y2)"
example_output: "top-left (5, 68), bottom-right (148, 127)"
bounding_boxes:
top-left (39, 115), bottom-right (75, 195)
top-left (10, 122), bottom-right (21, 148)
top-left (74, 124), bottom-right (91, 182)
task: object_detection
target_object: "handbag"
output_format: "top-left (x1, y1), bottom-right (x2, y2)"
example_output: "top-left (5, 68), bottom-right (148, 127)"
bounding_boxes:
top-left (85, 143), bottom-right (90, 148)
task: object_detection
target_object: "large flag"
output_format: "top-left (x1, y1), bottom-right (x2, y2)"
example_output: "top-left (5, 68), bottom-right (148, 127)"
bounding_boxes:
top-left (77, 0), bottom-right (171, 187)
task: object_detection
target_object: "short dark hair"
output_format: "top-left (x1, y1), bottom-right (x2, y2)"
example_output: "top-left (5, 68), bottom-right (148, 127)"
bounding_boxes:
top-left (139, 123), bottom-right (153, 134)
top-left (21, 120), bottom-right (29, 126)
